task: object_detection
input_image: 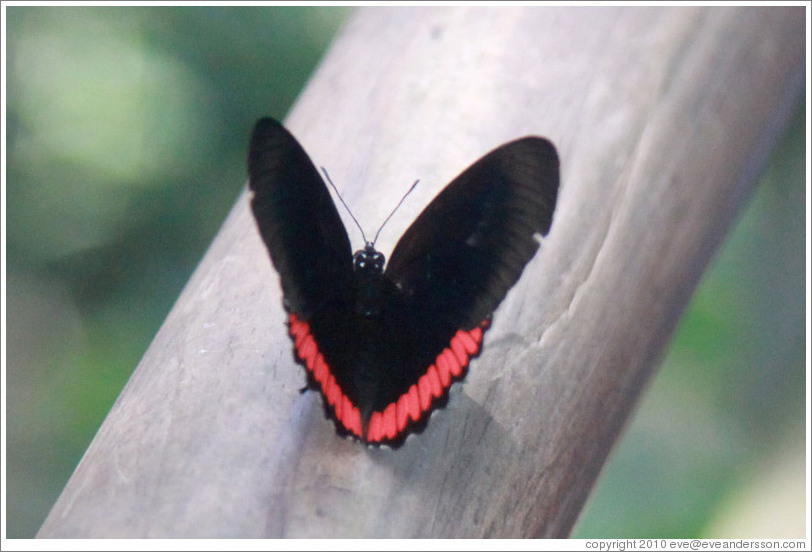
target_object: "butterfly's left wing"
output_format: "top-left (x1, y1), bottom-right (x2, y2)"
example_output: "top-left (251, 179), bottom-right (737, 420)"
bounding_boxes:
top-left (357, 137), bottom-right (559, 443)
top-left (386, 137), bottom-right (559, 332)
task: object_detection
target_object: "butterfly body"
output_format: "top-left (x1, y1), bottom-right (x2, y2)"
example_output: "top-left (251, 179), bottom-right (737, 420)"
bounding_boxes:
top-left (248, 117), bottom-right (559, 446)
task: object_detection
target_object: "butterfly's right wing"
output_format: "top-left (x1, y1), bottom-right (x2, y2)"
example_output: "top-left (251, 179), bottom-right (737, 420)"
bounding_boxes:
top-left (248, 117), bottom-right (354, 319)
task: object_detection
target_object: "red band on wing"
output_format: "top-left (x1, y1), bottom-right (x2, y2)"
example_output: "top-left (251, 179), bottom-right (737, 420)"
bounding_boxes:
top-left (288, 313), bottom-right (488, 444)
top-left (289, 314), bottom-right (363, 438)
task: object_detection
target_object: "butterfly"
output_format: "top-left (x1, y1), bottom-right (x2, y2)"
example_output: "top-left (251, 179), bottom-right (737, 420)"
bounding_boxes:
top-left (248, 117), bottom-right (559, 446)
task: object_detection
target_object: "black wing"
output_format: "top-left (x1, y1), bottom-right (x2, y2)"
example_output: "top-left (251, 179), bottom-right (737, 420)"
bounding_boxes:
top-left (248, 117), bottom-right (353, 318)
top-left (385, 137), bottom-right (559, 332)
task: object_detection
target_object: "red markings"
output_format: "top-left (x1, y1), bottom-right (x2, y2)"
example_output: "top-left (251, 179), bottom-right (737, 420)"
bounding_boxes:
top-left (426, 365), bottom-right (443, 397)
top-left (367, 412), bottom-right (383, 442)
top-left (288, 313), bottom-right (488, 444)
top-left (382, 403), bottom-right (398, 440)
top-left (444, 348), bottom-right (463, 377)
top-left (403, 385), bottom-right (420, 422)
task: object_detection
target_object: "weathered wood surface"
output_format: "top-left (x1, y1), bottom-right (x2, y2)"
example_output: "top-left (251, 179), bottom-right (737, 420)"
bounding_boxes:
top-left (37, 7), bottom-right (804, 538)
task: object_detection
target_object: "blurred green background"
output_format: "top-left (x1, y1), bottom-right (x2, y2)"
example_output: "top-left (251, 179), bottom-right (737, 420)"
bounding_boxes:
top-left (4, 6), bottom-right (806, 539)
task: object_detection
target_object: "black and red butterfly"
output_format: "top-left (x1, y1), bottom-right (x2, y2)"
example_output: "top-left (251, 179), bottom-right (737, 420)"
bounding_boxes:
top-left (248, 117), bottom-right (559, 446)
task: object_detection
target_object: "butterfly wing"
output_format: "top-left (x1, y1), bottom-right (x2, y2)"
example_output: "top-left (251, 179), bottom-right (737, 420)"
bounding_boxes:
top-left (249, 118), bottom-right (372, 440)
top-left (248, 117), bottom-right (353, 319)
top-left (386, 137), bottom-right (559, 331)
top-left (350, 137), bottom-right (560, 444)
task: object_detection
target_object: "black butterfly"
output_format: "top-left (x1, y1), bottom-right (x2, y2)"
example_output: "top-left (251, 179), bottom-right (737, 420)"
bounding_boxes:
top-left (248, 117), bottom-right (559, 446)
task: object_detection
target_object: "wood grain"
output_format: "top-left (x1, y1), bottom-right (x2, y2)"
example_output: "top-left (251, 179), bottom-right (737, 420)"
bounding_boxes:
top-left (37, 7), bottom-right (804, 538)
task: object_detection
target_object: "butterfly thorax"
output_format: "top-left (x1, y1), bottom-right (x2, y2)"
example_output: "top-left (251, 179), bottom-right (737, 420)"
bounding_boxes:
top-left (353, 243), bottom-right (387, 318)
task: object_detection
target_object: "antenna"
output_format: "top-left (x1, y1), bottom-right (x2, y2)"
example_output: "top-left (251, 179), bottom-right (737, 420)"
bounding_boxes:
top-left (372, 179), bottom-right (419, 246)
top-left (321, 167), bottom-right (369, 245)
top-left (320, 167), bottom-right (420, 248)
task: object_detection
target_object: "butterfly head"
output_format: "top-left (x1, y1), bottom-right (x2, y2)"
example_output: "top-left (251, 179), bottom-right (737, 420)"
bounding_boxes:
top-left (353, 242), bottom-right (385, 275)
